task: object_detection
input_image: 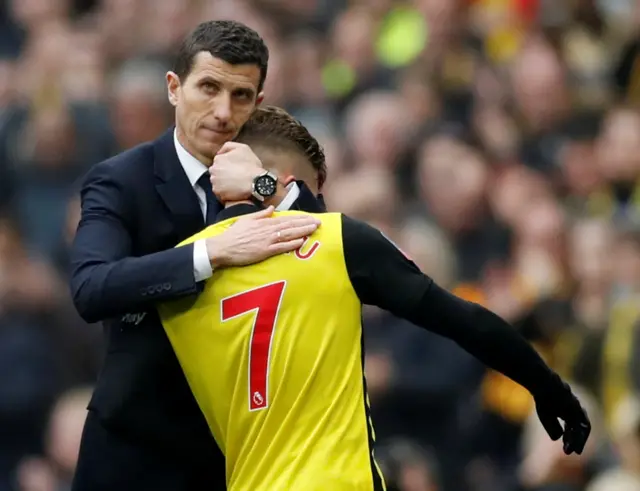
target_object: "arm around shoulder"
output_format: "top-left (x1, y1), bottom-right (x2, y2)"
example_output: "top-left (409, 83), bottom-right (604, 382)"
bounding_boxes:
top-left (69, 161), bottom-right (200, 323)
top-left (341, 214), bottom-right (431, 312)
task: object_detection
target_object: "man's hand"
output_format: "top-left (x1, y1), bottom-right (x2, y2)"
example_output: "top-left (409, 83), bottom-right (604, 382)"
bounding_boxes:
top-left (206, 206), bottom-right (320, 268)
top-left (534, 379), bottom-right (591, 455)
top-left (210, 142), bottom-right (263, 202)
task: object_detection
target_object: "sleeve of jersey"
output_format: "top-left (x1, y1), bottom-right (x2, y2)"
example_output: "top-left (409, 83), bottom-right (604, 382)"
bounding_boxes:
top-left (340, 214), bottom-right (562, 398)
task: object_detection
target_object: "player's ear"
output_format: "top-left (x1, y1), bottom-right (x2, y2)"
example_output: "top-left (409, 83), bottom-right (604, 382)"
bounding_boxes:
top-left (166, 71), bottom-right (181, 107)
top-left (267, 169), bottom-right (295, 186)
top-left (255, 92), bottom-right (265, 106)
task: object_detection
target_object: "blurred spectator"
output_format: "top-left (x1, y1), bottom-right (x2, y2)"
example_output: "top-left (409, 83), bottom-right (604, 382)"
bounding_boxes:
top-left (586, 470), bottom-right (640, 491)
top-left (418, 132), bottom-right (510, 283)
top-left (592, 107), bottom-right (640, 225)
top-left (344, 90), bottom-right (413, 169)
top-left (109, 58), bottom-right (172, 152)
top-left (609, 395), bottom-right (640, 477)
top-left (15, 386), bottom-right (91, 491)
top-left (519, 386), bottom-right (607, 491)
top-left (377, 439), bottom-right (441, 491)
top-left (11, 104), bottom-right (83, 258)
top-left (396, 217), bottom-right (458, 287)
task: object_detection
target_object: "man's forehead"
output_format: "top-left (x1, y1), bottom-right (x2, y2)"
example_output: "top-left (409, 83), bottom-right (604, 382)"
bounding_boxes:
top-left (189, 51), bottom-right (261, 90)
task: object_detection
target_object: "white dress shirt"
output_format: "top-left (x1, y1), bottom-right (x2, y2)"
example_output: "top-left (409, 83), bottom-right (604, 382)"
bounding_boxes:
top-left (173, 130), bottom-right (300, 281)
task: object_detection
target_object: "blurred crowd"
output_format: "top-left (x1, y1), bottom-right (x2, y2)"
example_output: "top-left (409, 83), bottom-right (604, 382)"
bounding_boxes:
top-left (2, 0), bottom-right (640, 490)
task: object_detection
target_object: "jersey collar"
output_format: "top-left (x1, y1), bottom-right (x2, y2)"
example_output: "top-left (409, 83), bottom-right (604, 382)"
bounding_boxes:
top-left (215, 203), bottom-right (262, 223)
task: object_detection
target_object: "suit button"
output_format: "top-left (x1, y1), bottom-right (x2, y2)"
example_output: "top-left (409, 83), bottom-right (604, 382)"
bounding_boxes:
top-left (140, 288), bottom-right (148, 297)
top-left (163, 283), bottom-right (171, 291)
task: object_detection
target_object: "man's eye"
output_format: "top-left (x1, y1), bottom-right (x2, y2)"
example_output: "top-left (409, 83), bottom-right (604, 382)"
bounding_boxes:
top-left (235, 92), bottom-right (251, 101)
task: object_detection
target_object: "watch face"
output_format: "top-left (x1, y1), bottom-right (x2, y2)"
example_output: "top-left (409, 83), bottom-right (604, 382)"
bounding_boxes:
top-left (256, 175), bottom-right (277, 197)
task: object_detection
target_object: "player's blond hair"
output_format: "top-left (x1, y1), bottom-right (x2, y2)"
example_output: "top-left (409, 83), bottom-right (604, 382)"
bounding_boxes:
top-left (237, 106), bottom-right (327, 191)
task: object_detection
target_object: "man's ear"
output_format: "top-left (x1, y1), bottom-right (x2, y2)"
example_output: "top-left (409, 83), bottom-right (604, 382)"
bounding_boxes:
top-left (282, 174), bottom-right (296, 186)
top-left (166, 71), bottom-right (181, 107)
top-left (256, 92), bottom-right (265, 106)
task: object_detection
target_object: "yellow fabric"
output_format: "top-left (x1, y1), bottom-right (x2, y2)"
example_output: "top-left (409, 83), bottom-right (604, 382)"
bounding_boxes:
top-left (552, 329), bottom-right (582, 381)
top-left (481, 369), bottom-right (533, 423)
top-left (471, 0), bottom-right (524, 64)
top-left (485, 26), bottom-right (524, 64)
top-left (587, 181), bottom-right (640, 218)
top-left (602, 299), bottom-right (639, 428)
top-left (375, 7), bottom-right (428, 68)
top-left (158, 211), bottom-right (385, 491)
top-left (322, 59), bottom-right (356, 98)
top-left (480, 341), bottom-right (552, 424)
top-left (626, 53), bottom-right (640, 104)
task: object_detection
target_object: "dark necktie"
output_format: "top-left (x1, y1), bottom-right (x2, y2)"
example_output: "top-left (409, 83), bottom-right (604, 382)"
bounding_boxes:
top-left (197, 172), bottom-right (220, 225)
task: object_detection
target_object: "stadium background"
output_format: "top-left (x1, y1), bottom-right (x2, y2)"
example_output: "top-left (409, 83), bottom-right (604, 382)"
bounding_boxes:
top-left (1, 0), bottom-right (640, 490)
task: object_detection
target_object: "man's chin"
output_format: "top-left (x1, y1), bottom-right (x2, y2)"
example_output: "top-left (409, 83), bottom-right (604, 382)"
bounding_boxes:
top-left (199, 140), bottom-right (226, 160)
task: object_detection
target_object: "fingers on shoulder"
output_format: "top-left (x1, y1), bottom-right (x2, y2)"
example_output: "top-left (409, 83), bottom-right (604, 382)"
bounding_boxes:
top-left (248, 206), bottom-right (275, 219)
top-left (270, 215), bottom-right (321, 228)
top-left (268, 238), bottom-right (305, 254)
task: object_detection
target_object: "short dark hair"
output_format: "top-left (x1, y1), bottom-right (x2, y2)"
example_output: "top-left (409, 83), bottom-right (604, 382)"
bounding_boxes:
top-left (237, 106), bottom-right (327, 191)
top-left (173, 20), bottom-right (269, 91)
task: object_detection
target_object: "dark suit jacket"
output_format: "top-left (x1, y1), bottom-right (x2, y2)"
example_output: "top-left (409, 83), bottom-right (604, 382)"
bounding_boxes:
top-left (70, 128), bottom-right (324, 464)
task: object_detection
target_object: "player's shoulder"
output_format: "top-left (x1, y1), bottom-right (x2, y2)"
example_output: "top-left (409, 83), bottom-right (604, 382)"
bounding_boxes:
top-left (275, 211), bottom-right (341, 220)
top-left (82, 140), bottom-right (155, 188)
top-left (338, 213), bottom-right (375, 236)
top-left (272, 211), bottom-right (377, 238)
top-left (277, 211), bottom-right (346, 230)
top-left (339, 214), bottom-right (403, 250)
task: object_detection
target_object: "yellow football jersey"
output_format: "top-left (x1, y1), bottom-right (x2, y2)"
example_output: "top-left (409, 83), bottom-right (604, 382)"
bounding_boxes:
top-left (158, 211), bottom-right (386, 491)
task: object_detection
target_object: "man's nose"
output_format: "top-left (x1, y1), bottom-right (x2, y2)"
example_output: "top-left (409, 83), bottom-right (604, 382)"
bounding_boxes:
top-left (213, 92), bottom-right (232, 123)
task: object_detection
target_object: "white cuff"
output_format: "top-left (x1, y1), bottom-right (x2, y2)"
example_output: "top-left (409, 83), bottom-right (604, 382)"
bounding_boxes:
top-left (275, 182), bottom-right (300, 211)
top-left (193, 239), bottom-right (213, 282)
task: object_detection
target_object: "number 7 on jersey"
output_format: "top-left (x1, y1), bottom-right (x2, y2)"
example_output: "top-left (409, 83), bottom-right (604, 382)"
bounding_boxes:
top-left (221, 281), bottom-right (286, 411)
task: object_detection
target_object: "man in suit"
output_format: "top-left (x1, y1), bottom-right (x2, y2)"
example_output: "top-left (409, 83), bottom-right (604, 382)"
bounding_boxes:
top-left (69, 20), bottom-right (324, 491)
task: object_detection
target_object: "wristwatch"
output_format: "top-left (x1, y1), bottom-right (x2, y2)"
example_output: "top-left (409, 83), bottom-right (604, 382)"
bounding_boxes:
top-left (252, 171), bottom-right (278, 201)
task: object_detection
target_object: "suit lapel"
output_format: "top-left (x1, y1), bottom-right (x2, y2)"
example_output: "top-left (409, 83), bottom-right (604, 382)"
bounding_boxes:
top-left (153, 128), bottom-right (205, 238)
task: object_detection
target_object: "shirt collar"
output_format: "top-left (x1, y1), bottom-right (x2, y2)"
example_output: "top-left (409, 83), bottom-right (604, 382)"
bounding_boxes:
top-left (173, 129), bottom-right (208, 187)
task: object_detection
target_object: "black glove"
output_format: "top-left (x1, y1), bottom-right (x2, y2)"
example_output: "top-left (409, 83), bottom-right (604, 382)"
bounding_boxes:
top-left (534, 376), bottom-right (591, 455)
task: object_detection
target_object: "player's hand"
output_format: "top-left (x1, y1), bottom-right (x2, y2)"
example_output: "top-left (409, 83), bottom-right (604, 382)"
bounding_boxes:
top-left (210, 142), bottom-right (263, 202)
top-left (533, 378), bottom-right (591, 455)
top-left (206, 206), bottom-right (321, 268)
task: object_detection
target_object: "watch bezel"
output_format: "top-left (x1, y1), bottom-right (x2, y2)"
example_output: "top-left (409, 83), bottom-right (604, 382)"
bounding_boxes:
top-left (252, 171), bottom-right (278, 201)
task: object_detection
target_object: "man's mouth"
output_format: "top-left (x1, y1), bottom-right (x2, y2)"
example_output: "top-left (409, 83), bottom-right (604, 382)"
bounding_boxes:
top-left (202, 125), bottom-right (233, 136)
